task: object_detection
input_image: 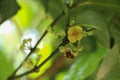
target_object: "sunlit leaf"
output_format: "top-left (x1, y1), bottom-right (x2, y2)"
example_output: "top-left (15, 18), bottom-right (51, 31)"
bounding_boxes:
top-left (14, 0), bottom-right (41, 30)
top-left (28, 33), bottom-right (53, 79)
top-left (55, 71), bottom-right (67, 80)
top-left (0, 50), bottom-right (14, 80)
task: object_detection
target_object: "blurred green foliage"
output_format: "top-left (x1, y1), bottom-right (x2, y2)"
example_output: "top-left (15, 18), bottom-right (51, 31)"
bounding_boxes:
top-left (0, 0), bottom-right (120, 80)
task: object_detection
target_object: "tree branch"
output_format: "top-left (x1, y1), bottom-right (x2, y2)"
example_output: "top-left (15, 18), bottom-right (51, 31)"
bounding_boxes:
top-left (8, 1), bottom-right (86, 79)
top-left (9, 36), bottom-right (69, 80)
top-left (11, 40), bottom-right (66, 79)
top-left (5, 0), bottom-right (119, 80)
top-left (8, 11), bottom-right (65, 80)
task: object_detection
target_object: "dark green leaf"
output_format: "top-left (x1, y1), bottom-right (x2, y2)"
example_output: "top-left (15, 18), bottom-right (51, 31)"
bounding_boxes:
top-left (88, 0), bottom-right (120, 23)
top-left (75, 10), bottom-right (106, 29)
top-left (0, 0), bottom-right (20, 24)
top-left (65, 44), bottom-right (109, 80)
top-left (90, 0), bottom-right (120, 9)
top-left (61, 0), bottom-right (68, 15)
top-left (41, 0), bottom-right (63, 18)
top-left (89, 6), bottom-right (116, 23)
top-left (81, 36), bottom-right (97, 52)
top-left (74, 10), bottom-right (110, 47)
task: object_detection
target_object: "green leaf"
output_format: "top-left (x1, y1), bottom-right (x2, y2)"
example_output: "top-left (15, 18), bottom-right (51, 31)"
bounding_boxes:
top-left (90, 0), bottom-right (120, 9)
top-left (61, 0), bottom-right (68, 15)
top-left (74, 10), bottom-right (105, 29)
top-left (90, 6), bottom-right (115, 23)
top-left (14, 0), bottom-right (41, 29)
top-left (70, 0), bottom-right (120, 48)
top-left (88, 0), bottom-right (120, 23)
top-left (74, 10), bottom-right (110, 48)
top-left (65, 44), bottom-right (109, 80)
top-left (102, 63), bottom-right (120, 80)
top-left (40, 0), bottom-right (68, 32)
top-left (0, 0), bottom-right (20, 24)
top-left (96, 44), bottom-right (120, 80)
top-left (0, 50), bottom-right (14, 80)
top-left (41, 0), bottom-right (63, 18)
top-left (81, 36), bottom-right (97, 53)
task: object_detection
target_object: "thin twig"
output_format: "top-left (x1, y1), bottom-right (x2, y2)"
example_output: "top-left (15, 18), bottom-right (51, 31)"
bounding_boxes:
top-left (8, 11), bottom-right (65, 80)
top-left (34, 11), bottom-right (65, 49)
top-left (9, 36), bottom-right (69, 79)
top-left (13, 36), bottom-right (69, 79)
top-left (12, 43), bottom-right (63, 79)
